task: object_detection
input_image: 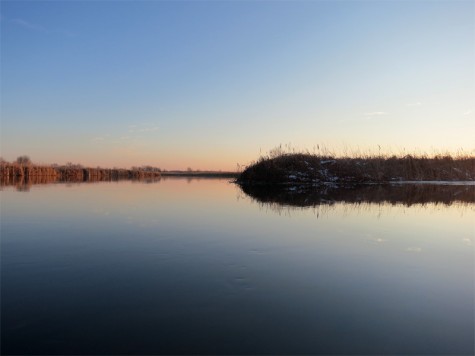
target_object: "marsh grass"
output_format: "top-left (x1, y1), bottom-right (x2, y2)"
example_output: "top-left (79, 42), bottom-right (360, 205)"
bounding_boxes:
top-left (238, 146), bottom-right (475, 184)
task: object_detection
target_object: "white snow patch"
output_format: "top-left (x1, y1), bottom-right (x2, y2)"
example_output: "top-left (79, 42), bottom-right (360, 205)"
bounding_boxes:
top-left (390, 181), bottom-right (475, 186)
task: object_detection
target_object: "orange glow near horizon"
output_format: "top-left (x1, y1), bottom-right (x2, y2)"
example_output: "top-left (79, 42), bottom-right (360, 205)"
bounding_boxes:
top-left (2, 142), bottom-right (474, 172)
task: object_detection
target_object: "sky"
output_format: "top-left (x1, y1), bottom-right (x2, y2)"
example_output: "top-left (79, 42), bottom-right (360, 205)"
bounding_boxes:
top-left (1, 0), bottom-right (474, 170)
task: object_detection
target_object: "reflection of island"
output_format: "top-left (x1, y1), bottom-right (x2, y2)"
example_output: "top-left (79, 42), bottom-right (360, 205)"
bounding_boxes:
top-left (239, 183), bottom-right (475, 207)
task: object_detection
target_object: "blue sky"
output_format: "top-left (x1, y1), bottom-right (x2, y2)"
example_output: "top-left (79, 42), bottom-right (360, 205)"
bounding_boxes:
top-left (1, 1), bottom-right (473, 170)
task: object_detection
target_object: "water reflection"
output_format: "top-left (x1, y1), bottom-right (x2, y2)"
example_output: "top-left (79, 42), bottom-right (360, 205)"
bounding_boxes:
top-left (0, 175), bottom-right (235, 192)
top-left (239, 183), bottom-right (475, 207)
top-left (1, 179), bottom-right (473, 355)
top-left (0, 175), bottom-right (162, 192)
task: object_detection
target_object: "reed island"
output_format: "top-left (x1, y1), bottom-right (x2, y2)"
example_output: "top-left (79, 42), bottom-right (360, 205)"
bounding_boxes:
top-left (237, 152), bottom-right (475, 187)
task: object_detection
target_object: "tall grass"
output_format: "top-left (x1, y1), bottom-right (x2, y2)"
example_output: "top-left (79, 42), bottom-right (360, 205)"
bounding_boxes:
top-left (0, 160), bottom-right (161, 184)
top-left (238, 146), bottom-right (475, 184)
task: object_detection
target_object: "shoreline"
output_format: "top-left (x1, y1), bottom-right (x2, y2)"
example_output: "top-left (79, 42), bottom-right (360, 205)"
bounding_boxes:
top-left (161, 171), bottom-right (238, 178)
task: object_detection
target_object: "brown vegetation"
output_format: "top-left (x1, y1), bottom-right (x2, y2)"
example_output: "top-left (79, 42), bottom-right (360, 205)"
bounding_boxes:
top-left (0, 159), bottom-right (161, 186)
top-left (238, 150), bottom-right (475, 185)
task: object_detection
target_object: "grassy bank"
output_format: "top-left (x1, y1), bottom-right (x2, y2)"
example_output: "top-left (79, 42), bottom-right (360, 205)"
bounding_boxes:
top-left (237, 152), bottom-right (475, 185)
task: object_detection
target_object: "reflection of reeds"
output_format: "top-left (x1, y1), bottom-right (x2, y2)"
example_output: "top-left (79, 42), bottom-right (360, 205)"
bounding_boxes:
top-left (240, 183), bottom-right (475, 208)
top-left (251, 197), bottom-right (474, 219)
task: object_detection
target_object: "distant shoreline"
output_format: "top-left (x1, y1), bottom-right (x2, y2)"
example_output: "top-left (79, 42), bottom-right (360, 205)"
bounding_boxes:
top-left (161, 171), bottom-right (238, 178)
top-left (0, 162), bottom-right (240, 187)
top-left (0, 163), bottom-right (162, 181)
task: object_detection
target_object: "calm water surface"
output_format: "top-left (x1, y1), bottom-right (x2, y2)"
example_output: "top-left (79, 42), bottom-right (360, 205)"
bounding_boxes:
top-left (1, 178), bottom-right (474, 354)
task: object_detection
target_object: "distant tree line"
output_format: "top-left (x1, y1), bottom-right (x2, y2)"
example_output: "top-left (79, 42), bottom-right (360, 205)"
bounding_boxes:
top-left (0, 156), bottom-right (161, 172)
top-left (1, 156), bottom-right (162, 182)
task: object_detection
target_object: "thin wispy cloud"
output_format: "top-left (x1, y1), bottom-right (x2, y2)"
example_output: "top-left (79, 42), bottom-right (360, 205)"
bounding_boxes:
top-left (9, 17), bottom-right (74, 37)
top-left (128, 124), bottom-right (159, 133)
top-left (90, 133), bottom-right (110, 142)
top-left (463, 110), bottom-right (472, 116)
top-left (364, 111), bottom-right (388, 117)
top-left (406, 102), bottom-right (422, 107)
top-left (406, 247), bottom-right (422, 253)
top-left (338, 111), bottom-right (388, 123)
top-left (91, 123), bottom-right (158, 147)
top-left (462, 238), bottom-right (472, 245)
top-left (138, 126), bottom-right (159, 133)
top-left (10, 18), bottom-right (47, 32)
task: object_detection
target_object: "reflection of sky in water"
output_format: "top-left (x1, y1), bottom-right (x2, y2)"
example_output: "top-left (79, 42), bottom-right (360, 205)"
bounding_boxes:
top-left (1, 179), bottom-right (474, 354)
